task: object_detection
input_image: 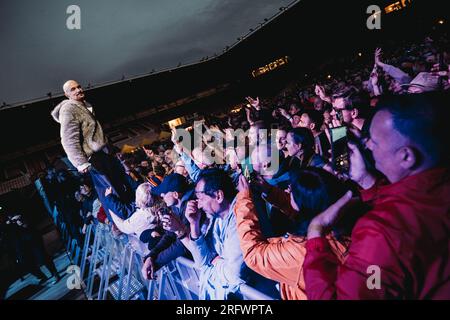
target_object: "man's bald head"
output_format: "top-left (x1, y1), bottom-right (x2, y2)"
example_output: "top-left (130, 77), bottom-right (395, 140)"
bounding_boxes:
top-left (63, 80), bottom-right (85, 101)
top-left (63, 80), bottom-right (77, 94)
top-left (367, 92), bottom-right (450, 183)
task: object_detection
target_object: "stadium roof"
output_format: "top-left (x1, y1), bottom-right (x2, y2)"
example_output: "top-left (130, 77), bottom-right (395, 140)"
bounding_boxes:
top-left (0, 0), bottom-right (445, 156)
top-left (0, 0), bottom-right (297, 106)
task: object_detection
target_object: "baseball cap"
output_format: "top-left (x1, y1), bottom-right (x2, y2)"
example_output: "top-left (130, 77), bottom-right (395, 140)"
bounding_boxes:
top-left (151, 173), bottom-right (189, 196)
top-left (401, 72), bottom-right (440, 92)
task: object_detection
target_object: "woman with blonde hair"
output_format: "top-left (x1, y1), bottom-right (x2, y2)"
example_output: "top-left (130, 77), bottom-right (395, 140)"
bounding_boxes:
top-left (106, 182), bottom-right (164, 249)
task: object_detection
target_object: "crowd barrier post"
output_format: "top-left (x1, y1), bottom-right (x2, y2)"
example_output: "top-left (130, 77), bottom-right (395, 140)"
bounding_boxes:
top-left (96, 228), bottom-right (115, 300)
top-left (80, 223), bottom-right (95, 282)
top-left (146, 275), bottom-right (159, 300)
top-left (123, 247), bottom-right (136, 300)
top-left (116, 243), bottom-right (132, 300)
top-left (86, 224), bottom-right (105, 299)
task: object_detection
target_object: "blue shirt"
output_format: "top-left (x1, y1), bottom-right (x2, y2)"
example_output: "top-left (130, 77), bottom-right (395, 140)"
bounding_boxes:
top-left (188, 197), bottom-right (245, 300)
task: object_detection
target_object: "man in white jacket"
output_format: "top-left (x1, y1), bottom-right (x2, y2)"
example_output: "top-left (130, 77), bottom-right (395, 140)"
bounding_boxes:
top-left (51, 80), bottom-right (134, 213)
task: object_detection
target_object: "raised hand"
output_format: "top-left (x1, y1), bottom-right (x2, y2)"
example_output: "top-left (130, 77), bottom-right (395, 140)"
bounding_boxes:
top-left (185, 200), bottom-right (201, 226)
top-left (278, 107), bottom-right (289, 118)
top-left (374, 47), bottom-right (383, 66)
top-left (348, 142), bottom-right (376, 190)
top-left (329, 118), bottom-right (342, 128)
top-left (171, 127), bottom-right (179, 145)
top-left (80, 166), bottom-right (90, 174)
top-left (245, 96), bottom-right (260, 110)
top-left (237, 174), bottom-right (250, 193)
top-left (105, 186), bottom-right (113, 197)
top-left (314, 85), bottom-right (329, 102)
top-left (161, 210), bottom-right (188, 236)
top-left (307, 191), bottom-right (353, 239)
top-left (314, 85), bottom-right (323, 96)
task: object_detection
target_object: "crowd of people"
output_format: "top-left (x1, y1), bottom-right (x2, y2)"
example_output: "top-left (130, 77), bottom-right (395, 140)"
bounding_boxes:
top-left (10, 33), bottom-right (448, 299)
top-left (0, 206), bottom-right (61, 286)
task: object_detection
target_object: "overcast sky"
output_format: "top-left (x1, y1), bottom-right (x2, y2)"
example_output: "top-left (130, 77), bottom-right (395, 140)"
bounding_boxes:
top-left (0, 0), bottom-right (294, 104)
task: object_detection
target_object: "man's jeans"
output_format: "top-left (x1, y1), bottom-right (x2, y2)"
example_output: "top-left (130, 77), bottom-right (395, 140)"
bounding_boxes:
top-left (89, 149), bottom-right (133, 220)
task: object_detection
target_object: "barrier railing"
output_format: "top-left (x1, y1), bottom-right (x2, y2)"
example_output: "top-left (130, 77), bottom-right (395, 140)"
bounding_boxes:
top-left (77, 224), bottom-right (277, 301)
top-left (35, 181), bottom-right (277, 301)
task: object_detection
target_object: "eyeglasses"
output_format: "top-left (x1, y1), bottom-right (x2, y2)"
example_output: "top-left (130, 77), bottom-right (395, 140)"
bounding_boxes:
top-left (333, 105), bottom-right (354, 113)
top-left (195, 190), bottom-right (215, 198)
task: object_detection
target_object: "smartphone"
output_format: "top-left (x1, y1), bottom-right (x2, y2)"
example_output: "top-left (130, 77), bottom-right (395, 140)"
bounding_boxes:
top-left (335, 109), bottom-right (344, 123)
top-left (330, 126), bottom-right (350, 173)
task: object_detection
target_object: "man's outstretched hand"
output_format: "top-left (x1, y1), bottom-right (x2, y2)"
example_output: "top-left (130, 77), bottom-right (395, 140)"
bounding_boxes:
top-left (245, 96), bottom-right (260, 110)
top-left (307, 191), bottom-right (353, 240)
top-left (142, 256), bottom-right (156, 280)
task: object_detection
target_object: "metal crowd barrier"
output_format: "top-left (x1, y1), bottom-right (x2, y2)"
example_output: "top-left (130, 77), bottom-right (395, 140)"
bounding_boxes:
top-left (35, 178), bottom-right (85, 272)
top-left (48, 206), bottom-right (83, 269)
top-left (35, 177), bottom-right (276, 301)
top-left (76, 224), bottom-right (276, 300)
top-left (35, 179), bottom-right (277, 300)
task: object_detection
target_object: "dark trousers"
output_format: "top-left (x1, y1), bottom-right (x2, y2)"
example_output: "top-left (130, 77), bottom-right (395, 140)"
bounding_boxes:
top-left (89, 150), bottom-right (134, 220)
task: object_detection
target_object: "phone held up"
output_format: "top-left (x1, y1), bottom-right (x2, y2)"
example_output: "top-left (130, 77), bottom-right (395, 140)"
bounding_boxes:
top-left (329, 126), bottom-right (350, 174)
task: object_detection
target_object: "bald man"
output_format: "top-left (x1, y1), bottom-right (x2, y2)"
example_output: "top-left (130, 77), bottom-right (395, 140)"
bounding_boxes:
top-left (52, 80), bottom-right (104, 173)
top-left (51, 80), bottom-right (134, 217)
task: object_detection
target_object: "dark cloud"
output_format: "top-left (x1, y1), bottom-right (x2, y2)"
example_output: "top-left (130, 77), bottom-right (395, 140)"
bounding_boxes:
top-left (0, 0), bottom-right (293, 104)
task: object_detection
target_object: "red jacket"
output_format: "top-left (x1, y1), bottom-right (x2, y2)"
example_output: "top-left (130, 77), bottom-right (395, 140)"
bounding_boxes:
top-left (304, 167), bottom-right (450, 299)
